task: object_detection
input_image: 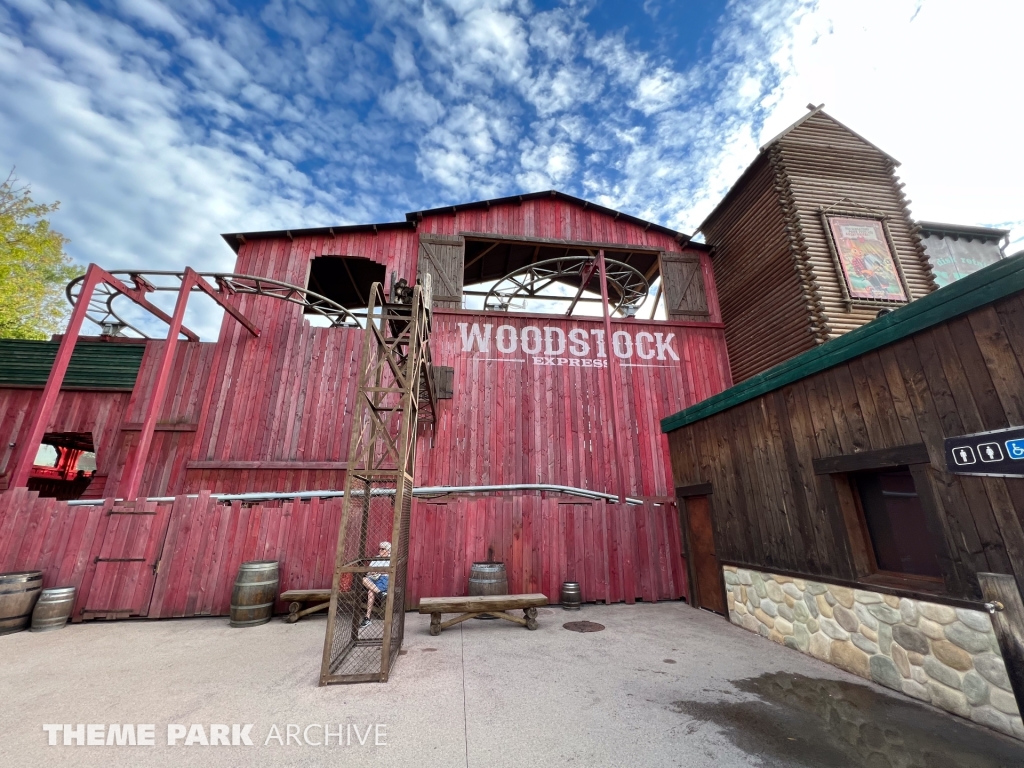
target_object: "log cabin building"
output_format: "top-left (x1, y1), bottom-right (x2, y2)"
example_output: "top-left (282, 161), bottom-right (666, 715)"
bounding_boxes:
top-left (1, 105), bottom-right (1021, 736)
top-left (700, 105), bottom-right (939, 384)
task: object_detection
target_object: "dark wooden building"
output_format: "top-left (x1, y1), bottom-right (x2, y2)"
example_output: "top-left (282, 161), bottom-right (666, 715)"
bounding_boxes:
top-left (662, 254), bottom-right (1024, 738)
top-left (701, 106), bottom-right (938, 383)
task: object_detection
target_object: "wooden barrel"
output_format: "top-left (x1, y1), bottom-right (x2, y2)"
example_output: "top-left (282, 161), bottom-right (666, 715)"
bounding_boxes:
top-left (469, 562), bottom-right (506, 620)
top-left (31, 586), bottom-right (77, 632)
top-left (468, 562), bottom-right (508, 596)
top-left (229, 561), bottom-right (279, 628)
top-left (0, 571), bottom-right (44, 635)
top-left (561, 581), bottom-right (582, 610)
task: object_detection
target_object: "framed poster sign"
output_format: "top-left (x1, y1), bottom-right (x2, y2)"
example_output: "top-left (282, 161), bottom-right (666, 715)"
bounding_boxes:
top-left (824, 215), bottom-right (908, 303)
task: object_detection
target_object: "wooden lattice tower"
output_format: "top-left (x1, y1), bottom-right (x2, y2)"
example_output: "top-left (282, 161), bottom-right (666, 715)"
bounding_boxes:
top-left (319, 279), bottom-right (433, 684)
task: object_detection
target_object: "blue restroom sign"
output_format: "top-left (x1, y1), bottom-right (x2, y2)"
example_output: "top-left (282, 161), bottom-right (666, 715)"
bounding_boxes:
top-left (945, 427), bottom-right (1024, 477)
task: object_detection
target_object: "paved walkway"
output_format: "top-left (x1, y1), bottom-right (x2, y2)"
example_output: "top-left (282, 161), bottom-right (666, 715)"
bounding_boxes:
top-left (2, 602), bottom-right (1022, 767)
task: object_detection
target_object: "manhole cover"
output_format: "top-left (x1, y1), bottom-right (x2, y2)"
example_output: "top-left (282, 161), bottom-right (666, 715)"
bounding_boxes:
top-left (563, 621), bottom-right (605, 633)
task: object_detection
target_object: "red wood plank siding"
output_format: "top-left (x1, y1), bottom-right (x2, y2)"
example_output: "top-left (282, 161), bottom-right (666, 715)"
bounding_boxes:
top-left (0, 489), bottom-right (684, 616)
top-left (418, 311), bottom-right (730, 498)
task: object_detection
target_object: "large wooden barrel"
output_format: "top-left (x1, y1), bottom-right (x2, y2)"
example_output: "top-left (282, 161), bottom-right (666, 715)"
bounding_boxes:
top-left (229, 561), bottom-right (279, 628)
top-left (468, 562), bottom-right (508, 596)
top-left (31, 586), bottom-right (76, 632)
top-left (0, 571), bottom-right (44, 635)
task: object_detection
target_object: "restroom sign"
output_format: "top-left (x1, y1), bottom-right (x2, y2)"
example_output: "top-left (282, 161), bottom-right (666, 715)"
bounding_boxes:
top-left (944, 426), bottom-right (1024, 478)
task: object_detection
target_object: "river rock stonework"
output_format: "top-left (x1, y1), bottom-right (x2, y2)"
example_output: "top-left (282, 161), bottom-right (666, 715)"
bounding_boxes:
top-left (724, 565), bottom-right (1024, 740)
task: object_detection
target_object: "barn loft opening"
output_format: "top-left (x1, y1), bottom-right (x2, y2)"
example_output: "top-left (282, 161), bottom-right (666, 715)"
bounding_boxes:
top-left (307, 255), bottom-right (386, 312)
top-left (29, 431), bottom-right (97, 501)
top-left (459, 236), bottom-right (661, 317)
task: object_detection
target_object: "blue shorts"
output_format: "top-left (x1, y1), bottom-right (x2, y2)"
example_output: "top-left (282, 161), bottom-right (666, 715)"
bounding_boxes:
top-left (369, 575), bottom-right (388, 593)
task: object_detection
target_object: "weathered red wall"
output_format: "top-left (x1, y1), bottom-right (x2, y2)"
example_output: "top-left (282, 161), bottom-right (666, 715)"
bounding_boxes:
top-left (0, 388), bottom-right (130, 496)
top-left (418, 310), bottom-right (730, 498)
top-left (0, 489), bottom-right (684, 617)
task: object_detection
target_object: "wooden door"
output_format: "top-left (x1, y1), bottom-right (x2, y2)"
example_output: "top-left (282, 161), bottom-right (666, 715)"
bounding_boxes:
top-left (684, 496), bottom-right (727, 614)
top-left (418, 234), bottom-right (465, 308)
top-left (661, 252), bottom-right (710, 321)
top-left (78, 503), bottom-right (172, 620)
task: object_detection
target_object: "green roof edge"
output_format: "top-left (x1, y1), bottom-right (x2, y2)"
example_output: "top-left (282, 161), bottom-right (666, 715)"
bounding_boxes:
top-left (661, 252), bottom-right (1024, 433)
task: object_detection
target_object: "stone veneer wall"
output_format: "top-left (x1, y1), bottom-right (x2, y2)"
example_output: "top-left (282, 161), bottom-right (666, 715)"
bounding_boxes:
top-left (724, 565), bottom-right (1023, 740)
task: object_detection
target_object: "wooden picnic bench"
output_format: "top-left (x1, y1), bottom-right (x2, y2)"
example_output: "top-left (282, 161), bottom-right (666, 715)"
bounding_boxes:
top-left (418, 594), bottom-right (548, 635)
top-left (280, 589), bottom-right (331, 623)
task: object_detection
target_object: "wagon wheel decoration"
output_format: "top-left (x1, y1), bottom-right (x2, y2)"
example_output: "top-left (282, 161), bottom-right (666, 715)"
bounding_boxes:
top-left (66, 270), bottom-right (363, 337)
top-left (483, 256), bottom-right (649, 316)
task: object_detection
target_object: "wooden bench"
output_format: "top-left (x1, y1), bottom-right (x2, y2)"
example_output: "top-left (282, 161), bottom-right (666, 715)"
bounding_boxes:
top-left (281, 589), bottom-right (331, 623)
top-left (418, 594), bottom-right (548, 635)
top-left (281, 585), bottom-right (390, 623)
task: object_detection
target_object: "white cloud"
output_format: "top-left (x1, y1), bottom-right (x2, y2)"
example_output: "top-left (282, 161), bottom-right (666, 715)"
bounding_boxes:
top-left (0, 0), bottom-right (1020, 345)
top-left (757, 0), bottom-right (1024, 250)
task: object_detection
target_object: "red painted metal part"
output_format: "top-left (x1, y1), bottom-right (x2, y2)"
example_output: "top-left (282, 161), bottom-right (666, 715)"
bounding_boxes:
top-left (10, 264), bottom-right (102, 488)
top-left (117, 269), bottom-right (259, 499)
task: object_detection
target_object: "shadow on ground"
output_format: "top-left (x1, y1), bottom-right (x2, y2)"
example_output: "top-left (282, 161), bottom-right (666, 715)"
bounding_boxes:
top-left (670, 672), bottom-right (1024, 768)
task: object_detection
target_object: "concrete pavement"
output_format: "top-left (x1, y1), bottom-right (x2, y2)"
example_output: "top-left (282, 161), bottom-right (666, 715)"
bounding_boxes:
top-left (1, 602), bottom-right (1022, 767)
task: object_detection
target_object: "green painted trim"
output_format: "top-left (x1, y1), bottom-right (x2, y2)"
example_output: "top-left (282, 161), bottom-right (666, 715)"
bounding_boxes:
top-left (662, 253), bottom-right (1024, 433)
top-left (0, 339), bottom-right (146, 390)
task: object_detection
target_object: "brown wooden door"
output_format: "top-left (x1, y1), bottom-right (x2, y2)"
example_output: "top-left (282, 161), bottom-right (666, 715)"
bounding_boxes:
top-left (685, 496), bottom-right (727, 614)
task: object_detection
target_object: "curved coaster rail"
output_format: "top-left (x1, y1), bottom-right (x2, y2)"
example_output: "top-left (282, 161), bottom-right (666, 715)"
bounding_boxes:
top-left (66, 270), bottom-right (362, 336)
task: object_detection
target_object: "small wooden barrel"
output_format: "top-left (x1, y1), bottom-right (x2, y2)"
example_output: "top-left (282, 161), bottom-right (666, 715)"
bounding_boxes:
top-left (229, 561), bottom-right (279, 628)
top-left (468, 562), bottom-right (508, 596)
top-left (0, 571), bottom-right (44, 635)
top-left (561, 581), bottom-right (582, 610)
top-left (31, 586), bottom-right (77, 632)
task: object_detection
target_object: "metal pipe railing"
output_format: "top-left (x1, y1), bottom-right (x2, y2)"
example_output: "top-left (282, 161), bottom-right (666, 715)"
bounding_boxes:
top-left (64, 483), bottom-right (645, 507)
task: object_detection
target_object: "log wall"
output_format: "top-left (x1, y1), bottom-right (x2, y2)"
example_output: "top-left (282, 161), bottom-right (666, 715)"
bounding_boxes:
top-left (702, 109), bottom-right (938, 383)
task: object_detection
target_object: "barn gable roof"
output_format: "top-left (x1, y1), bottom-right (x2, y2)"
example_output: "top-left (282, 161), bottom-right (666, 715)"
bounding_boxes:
top-left (222, 190), bottom-right (688, 252)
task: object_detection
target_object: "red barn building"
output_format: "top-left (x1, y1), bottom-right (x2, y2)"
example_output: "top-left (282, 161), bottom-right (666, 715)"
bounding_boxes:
top-left (0, 191), bottom-right (731, 617)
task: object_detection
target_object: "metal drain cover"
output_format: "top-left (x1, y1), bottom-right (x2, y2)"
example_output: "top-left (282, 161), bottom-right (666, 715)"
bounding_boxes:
top-left (563, 621), bottom-right (605, 633)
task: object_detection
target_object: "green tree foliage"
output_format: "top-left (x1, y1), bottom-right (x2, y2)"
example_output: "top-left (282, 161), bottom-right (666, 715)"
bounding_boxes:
top-left (0, 170), bottom-right (79, 339)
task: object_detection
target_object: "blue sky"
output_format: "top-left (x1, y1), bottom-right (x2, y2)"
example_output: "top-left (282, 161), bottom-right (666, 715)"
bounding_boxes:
top-left (1, 1), bottom-right (1021, 337)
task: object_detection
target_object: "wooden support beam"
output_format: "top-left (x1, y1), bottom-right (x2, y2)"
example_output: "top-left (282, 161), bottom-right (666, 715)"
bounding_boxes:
top-left (9, 264), bottom-right (101, 488)
top-left (118, 268), bottom-right (260, 499)
top-left (598, 250), bottom-right (628, 505)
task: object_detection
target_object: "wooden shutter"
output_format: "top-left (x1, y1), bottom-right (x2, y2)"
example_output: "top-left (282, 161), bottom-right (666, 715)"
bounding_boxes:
top-left (418, 234), bottom-right (465, 308)
top-left (432, 366), bottom-right (454, 400)
top-left (660, 252), bottom-right (710, 321)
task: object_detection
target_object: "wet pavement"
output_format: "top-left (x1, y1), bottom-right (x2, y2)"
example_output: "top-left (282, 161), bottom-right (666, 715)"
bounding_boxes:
top-left (672, 672), bottom-right (1024, 767)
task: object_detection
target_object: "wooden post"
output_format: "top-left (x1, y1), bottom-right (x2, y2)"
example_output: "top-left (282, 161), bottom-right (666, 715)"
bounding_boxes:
top-left (597, 250), bottom-right (628, 504)
top-left (118, 268), bottom-right (259, 499)
top-left (977, 572), bottom-right (1024, 719)
top-left (117, 270), bottom-right (196, 500)
top-left (9, 264), bottom-right (102, 489)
